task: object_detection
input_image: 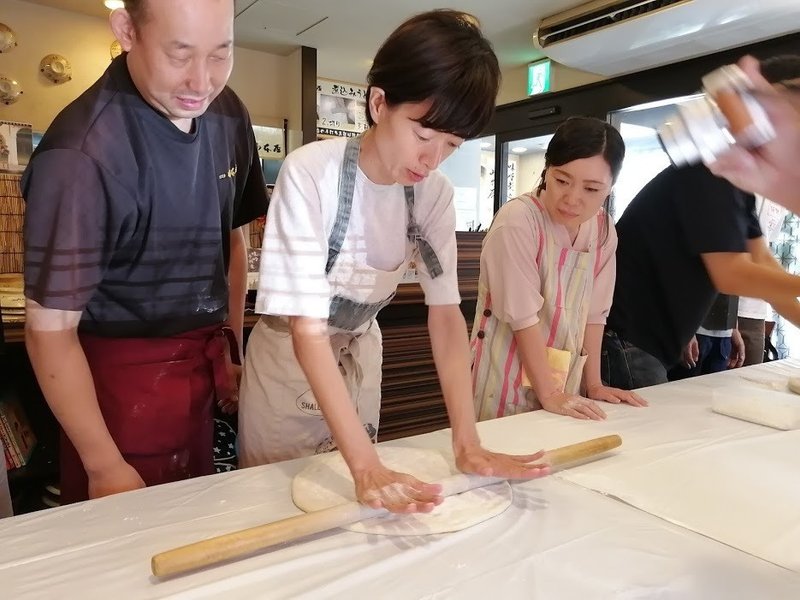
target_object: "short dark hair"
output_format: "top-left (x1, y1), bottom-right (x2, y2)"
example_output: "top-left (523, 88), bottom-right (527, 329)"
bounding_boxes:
top-left (123, 0), bottom-right (148, 27)
top-left (536, 117), bottom-right (626, 241)
top-left (537, 117), bottom-right (626, 191)
top-left (365, 10), bottom-right (501, 140)
top-left (760, 54), bottom-right (800, 85)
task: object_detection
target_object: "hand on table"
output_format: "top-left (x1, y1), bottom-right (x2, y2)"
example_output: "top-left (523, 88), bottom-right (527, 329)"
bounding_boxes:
top-left (455, 445), bottom-right (549, 479)
top-left (354, 463), bottom-right (443, 514)
top-left (586, 384), bottom-right (648, 407)
top-left (541, 390), bottom-right (607, 420)
top-left (88, 460), bottom-right (146, 499)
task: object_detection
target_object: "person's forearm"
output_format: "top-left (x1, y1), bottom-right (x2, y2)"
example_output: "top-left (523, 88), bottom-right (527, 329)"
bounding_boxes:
top-left (427, 305), bottom-right (481, 452)
top-left (290, 317), bottom-right (378, 472)
top-left (704, 254), bottom-right (800, 299)
top-left (25, 328), bottom-right (123, 474)
top-left (514, 322), bottom-right (559, 401)
top-left (768, 296), bottom-right (800, 330)
top-left (227, 227), bottom-right (248, 357)
top-left (582, 323), bottom-right (604, 391)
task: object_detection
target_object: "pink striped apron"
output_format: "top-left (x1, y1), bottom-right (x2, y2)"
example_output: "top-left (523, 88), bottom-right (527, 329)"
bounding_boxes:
top-left (471, 194), bottom-right (604, 420)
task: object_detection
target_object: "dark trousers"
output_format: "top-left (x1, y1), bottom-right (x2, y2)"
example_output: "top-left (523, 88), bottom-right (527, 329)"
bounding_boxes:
top-left (738, 317), bottom-right (766, 367)
top-left (601, 329), bottom-right (668, 391)
top-left (668, 334), bottom-right (731, 381)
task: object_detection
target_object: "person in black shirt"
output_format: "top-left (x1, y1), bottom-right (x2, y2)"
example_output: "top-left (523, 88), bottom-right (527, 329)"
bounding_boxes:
top-left (604, 56), bottom-right (800, 390)
top-left (22, 0), bottom-right (268, 503)
top-left (604, 166), bottom-right (800, 389)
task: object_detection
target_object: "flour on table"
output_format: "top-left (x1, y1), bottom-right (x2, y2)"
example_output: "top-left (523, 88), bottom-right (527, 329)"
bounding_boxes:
top-left (291, 447), bottom-right (512, 535)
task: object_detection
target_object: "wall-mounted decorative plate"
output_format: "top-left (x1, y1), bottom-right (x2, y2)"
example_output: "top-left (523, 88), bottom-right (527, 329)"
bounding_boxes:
top-left (110, 39), bottom-right (122, 60)
top-left (0, 24), bottom-right (17, 53)
top-left (0, 76), bottom-right (23, 105)
top-left (40, 54), bottom-right (72, 84)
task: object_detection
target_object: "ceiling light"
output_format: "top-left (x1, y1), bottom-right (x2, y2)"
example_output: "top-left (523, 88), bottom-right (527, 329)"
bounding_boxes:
top-left (104, 0), bottom-right (125, 10)
top-left (511, 146), bottom-right (527, 154)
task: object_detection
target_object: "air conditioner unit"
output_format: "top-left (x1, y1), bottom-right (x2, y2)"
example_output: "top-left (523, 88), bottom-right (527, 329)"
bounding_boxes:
top-left (533, 0), bottom-right (800, 77)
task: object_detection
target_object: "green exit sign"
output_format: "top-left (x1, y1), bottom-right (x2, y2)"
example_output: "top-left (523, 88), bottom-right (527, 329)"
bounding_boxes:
top-left (527, 60), bottom-right (552, 96)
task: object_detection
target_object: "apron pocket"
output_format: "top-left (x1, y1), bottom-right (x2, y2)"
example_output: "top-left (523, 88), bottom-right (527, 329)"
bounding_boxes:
top-left (568, 350), bottom-right (589, 396)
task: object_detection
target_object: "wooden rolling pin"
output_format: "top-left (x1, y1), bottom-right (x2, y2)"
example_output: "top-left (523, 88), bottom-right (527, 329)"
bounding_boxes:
top-left (151, 434), bottom-right (621, 578)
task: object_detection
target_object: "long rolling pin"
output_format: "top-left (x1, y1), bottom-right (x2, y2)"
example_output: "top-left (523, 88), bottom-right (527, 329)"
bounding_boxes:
top-left (151, 434), bottom-right (621, 578)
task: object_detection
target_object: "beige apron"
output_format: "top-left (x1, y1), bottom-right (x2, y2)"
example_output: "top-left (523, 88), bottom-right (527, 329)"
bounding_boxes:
top-left (239, 136), bottom-right (443, 466)
top-left (471, 194), bottom-right (604, 420)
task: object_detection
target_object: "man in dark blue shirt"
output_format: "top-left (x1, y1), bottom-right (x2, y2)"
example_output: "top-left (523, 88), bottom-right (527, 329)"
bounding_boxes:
top-left (23, 0), bottom-right (268, 503)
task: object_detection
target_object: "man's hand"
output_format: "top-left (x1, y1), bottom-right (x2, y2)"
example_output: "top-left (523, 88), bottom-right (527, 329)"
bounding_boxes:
top-left (87, 459), bottom-right (146, 499)
top-left (681, 336), bottom-right (700, 368)
top-left (728, 329), bottom-right (746, 369)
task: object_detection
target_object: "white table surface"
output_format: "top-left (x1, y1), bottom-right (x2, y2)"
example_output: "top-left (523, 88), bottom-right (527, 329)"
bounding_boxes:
top-left (2, 361), bottom-right (800, 599)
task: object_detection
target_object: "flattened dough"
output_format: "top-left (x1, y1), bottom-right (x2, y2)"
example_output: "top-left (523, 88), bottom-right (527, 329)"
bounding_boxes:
top-left (291, 447), bottom-right (512, 535)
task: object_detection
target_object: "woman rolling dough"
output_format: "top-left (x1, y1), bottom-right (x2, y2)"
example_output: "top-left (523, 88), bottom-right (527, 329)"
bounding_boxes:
top-left (239, 10), bottom-right (550, 513)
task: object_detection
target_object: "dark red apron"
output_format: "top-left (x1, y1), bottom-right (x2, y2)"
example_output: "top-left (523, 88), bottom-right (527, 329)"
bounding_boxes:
top-left (60, 324), bottom-right (239, 504)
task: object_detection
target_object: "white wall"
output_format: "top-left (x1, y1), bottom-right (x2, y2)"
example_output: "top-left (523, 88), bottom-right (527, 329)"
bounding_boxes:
top-left (1, 0), bottom-right (295, 132)
top-left (497, 62), bottom-right (607, 106)
top-left (517, 151), bottom-right (547, 197)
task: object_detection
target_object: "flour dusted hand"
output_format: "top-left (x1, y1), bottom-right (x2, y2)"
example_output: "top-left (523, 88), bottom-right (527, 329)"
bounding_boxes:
top-left (88, 460), bottom-right (146, 499)
top-left (455, 445), bottom-right (549, 479)
top-left (355, 464), bottom-right (443, 513)
top-left (541, 391), bottom-right (607, 420)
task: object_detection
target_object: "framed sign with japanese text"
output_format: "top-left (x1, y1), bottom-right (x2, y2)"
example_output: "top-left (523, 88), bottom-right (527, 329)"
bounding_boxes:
top-left (252, 125), bottom-right (285, 160)
top-left (317, 79), bottom-right (369, 138)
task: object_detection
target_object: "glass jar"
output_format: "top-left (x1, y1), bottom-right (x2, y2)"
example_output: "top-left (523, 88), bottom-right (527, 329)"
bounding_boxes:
top-left (658, 64), bottom-right (775, 166)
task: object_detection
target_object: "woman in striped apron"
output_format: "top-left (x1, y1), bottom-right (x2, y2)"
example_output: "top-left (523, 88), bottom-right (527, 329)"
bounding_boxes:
top-left (472, 117), bottom-right (647, 421)
top-left (239, 11), bottom-right (550, 514)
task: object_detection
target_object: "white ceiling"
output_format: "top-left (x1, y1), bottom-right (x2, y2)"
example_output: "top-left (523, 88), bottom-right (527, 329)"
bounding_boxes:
top-left (21, 0), bottom-right (586, 83)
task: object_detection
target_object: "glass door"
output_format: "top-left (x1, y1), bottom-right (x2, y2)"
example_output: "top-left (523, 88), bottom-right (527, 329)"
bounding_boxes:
top-left (439, 134), bottom-right (496, 232)
top-left (607, 94), bottom-right (701, 220)
top-left (495, 124), bottom-right (562, 211)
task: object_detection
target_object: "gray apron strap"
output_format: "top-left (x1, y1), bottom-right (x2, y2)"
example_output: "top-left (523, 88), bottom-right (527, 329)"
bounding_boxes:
top-left (404, 186), bottom-right (444, 279)
top-left (326, 136), bottom-right (360, 275)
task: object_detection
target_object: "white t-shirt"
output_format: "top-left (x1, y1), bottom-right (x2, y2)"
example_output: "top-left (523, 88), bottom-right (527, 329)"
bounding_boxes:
top-left (256, 138), bottom-right (460, 319)
top-left (738, 197), bottom-right (787, 320)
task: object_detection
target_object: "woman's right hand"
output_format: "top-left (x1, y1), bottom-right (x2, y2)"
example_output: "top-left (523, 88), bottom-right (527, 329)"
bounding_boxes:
top-left (540, 390), bottom-right (607, 421)
top-left (353, 463), bottom-right (444, 513)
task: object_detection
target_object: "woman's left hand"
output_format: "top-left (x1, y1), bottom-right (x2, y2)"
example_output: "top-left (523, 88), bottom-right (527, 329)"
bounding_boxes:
top-left (455, 445), bottom-right (550, 480)
top-left (586, 383), bottom-right (648, 407)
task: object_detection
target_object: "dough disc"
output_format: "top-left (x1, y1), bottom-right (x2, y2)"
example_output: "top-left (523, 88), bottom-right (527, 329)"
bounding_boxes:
top-left (291, 447), bottom-right (512, 535)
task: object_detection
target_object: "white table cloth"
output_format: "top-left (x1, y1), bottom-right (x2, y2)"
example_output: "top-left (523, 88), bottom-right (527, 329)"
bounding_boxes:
top-left (2, 361), bottom-right (799, 598)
